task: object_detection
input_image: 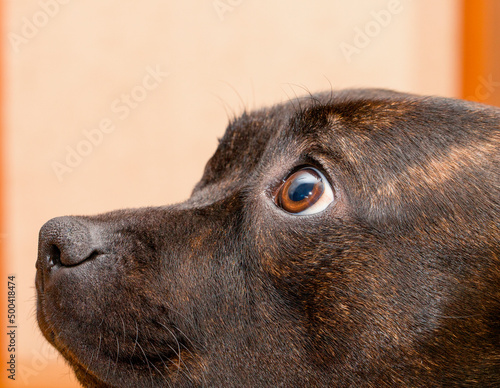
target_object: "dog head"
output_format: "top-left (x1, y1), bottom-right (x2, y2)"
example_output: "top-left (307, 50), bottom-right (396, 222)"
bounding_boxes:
top-left (36, 89), bottom-right (500, 387)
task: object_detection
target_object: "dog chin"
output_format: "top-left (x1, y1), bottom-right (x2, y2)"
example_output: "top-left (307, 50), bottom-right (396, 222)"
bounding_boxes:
top-left (38, 309), bottom-right (190, 388)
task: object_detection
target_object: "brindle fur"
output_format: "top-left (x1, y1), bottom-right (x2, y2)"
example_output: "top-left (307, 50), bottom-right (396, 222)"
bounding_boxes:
top-left (36, 89), bottom-right (500, 387)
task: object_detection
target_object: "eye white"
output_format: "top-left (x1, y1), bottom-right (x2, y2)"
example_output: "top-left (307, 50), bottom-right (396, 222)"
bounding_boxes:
top-left (294, 169), bottom-right (334, 215)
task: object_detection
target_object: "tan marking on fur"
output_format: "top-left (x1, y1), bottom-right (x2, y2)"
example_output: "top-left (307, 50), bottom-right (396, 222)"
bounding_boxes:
top-left (190, 228), bottom-right (213, 250)
top-left (328, 114), bottom-right (342, 126)
top-left (327, 105), bottom-right (412, 129)
top-left (377, 137), bottom-right (499, 198)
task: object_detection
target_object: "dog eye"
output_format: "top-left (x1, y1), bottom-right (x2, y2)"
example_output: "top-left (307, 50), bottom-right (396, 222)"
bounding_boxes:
top-left (275, 167), bottom-right (334, 215)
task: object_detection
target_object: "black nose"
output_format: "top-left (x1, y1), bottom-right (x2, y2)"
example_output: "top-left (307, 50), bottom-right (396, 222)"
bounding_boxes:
top-left (37, 216), bottom-right (100, 268)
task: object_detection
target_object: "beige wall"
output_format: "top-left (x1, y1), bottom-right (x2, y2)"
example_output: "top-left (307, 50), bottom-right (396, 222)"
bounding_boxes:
top-left (5, 0), bottom-right (460, 386)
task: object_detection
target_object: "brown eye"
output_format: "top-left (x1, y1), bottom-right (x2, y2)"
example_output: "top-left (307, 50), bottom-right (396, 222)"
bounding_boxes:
top-left (275, 167), bottom-right (334, 215)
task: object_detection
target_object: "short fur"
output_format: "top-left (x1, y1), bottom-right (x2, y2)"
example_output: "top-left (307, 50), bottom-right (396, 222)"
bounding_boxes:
top-left (36, 89), bottom-right (500, 387)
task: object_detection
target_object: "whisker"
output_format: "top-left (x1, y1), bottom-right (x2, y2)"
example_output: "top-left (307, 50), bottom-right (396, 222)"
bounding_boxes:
top-left (120, 315), bottom-right (127, 343)
top-left (157, 322), bottom-right (182, 368)
top-left (131, 320), bottom-right (139, 357)
top-left (85, 331), bottom-right (101, 373)
top-left (148, 342), bottom-right (174, 388)
top-left (113, 335), bottom-right (120, 374)
top-left (136, 340), bottom-right (156, 387)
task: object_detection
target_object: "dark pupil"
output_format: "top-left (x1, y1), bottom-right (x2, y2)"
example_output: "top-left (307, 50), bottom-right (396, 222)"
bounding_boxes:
top-left (288, 175), bottom-right (317, 202)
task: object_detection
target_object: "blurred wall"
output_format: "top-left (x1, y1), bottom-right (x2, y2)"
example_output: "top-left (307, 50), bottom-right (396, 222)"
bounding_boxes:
top-left (4, 0), bottom-right (460, 386)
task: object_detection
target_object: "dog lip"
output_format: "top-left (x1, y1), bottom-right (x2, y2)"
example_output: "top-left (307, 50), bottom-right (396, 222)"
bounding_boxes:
top-left (36, 255), bottom-right (193, 386)
top-left (37, 309), bottom-right (192, 387)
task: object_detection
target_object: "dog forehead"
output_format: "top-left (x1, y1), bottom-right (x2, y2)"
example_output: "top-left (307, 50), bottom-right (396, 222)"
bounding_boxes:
top-left (282, 89), bottom-right (500, 168)
top-left (208, 89), bottom-right (412, 160)
top-left (222, 88), bottom-right (439, 151)
top-left (199, 88), bottom-right (499, 192)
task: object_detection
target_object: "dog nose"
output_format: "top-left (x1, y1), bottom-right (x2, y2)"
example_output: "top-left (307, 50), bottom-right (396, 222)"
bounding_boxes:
top-left (38, 216), bottom-right (98, 268)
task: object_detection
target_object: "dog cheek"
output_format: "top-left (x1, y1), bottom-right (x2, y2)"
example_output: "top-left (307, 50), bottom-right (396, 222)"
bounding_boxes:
top-left (255, 223), bottom-right (420, 359)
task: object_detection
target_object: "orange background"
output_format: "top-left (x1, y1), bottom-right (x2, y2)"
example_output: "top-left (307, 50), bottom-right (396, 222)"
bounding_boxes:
top-left (461, 0), bottom-right (500, 106)
top-left (1, 1), bottom-right (499, 387)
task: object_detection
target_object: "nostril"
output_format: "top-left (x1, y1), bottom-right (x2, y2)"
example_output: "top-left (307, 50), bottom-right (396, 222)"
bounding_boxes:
top-left (47, 244), bottom-right (62, 268)
top-left (38, 216), bottom-right (104, 269)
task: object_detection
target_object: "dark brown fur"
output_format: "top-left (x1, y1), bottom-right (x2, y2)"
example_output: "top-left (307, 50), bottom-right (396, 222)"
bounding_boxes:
top-left (36, 89), bottom-right (500, 387)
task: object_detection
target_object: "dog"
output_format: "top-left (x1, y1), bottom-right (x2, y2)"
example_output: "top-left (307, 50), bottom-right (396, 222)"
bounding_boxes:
top-left (36, 89), bottom-right (499, 387)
